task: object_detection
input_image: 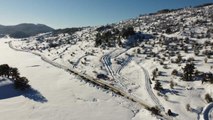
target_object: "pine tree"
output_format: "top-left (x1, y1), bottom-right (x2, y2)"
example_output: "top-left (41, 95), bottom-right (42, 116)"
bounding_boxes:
top-left (170, 81), bottom-right (174, 89)
top-left (182, 63), bottom-right (195, 81)
top-left (9, 67), bottom-right (20, 80)
top-left (14, 77), bottom-right (30, 90)
top-left (0, 64), bottom-right (10, 77)
top-left (154, 80), bottom-right (163, 91)
top-left (167, 109), bottom-right (172, 116)
top-left (95, 33), bottom-right (102, 47)
top-left (205, 93), bottom-right (213, 103)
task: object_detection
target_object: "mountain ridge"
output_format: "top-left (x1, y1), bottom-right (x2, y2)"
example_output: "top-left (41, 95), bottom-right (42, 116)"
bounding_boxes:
top-left (0, 23), bottom-right (54, 38)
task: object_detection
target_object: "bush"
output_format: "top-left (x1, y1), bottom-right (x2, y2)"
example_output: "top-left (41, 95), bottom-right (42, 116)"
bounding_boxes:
top-left (186, 104), bottom-right (191, 111)
top-left (167, 109), bottom-right (172, 116)
top-left (148, 106), bottom-right (161, 115)
top-left (194, 49), bottom-right (200, 56)
top-left (163, 64), bottom-right (168, 69)
top-left (205, 93), bottom-right (213, 103)
top-left (154, 80), bottom-right (163, 91)
top-left (187, 57), bottom-right (195, 62)
top-left (152, 69), bottom-right (158, 78)
top-left (170, 81), bottom-right (174, 89)
top-left (171, 69), bottom-right (178, 76)
top-left (182, 63), bottom-right (195, 81)
top-left (176, 54), bottom-right (182, 63)
top-left (205, 58), bottom-right (208, 63)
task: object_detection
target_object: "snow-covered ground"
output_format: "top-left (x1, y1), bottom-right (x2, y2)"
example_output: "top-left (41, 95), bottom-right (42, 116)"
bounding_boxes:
top-left (1, 4), bottom-right (213, 120)
top-left (0, 38), bottom-right (156, 120)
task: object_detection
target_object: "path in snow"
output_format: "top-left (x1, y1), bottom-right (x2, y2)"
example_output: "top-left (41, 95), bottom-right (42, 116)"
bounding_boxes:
top-left (101, 49), bottom-right (171, 120)
top-left (141, 66), bottom-right (165, 111)
top-left (101, 48), bottom-right (164, 111)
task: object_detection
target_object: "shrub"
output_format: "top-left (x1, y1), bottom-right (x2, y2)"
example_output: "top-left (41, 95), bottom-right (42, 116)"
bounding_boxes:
top-left (152, 69), bottom-right (158, 78)
top-left (163, 64), bottom-right (168, 69)
top-left (187, 57), bottom-right (195, 62)
top-left (182, 63), bottom-right (195, 81)
top-left (148, 106), bottom-right (161, 115)
top-left (176, 54), bottom-right (182, 63)
top-left (186, 104), bottom-right (191, 111)
top-left (154, 80), bottom-right (163, 91)
top-left (194, 49), bottom-right (200, 56)
top-left (205, 93), bottom-right (213, 103)
top-left (170, 81), bottom-right (174, 89)
top-left (171, 69), bottom-right (178, 76)
top-left (167, 109), bottom-right (172, 116)
top-left (205, 58), bottom-right (208, 63)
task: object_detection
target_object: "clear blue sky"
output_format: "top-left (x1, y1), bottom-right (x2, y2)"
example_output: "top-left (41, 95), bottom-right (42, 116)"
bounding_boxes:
top-left (0, 0), bottom-right (212, 29)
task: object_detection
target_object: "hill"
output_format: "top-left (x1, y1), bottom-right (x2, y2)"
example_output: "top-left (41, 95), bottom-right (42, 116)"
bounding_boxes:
top-left (4, 3), bottom-right (213, 120)
top-left (0, 23), bottom-right (54, 38)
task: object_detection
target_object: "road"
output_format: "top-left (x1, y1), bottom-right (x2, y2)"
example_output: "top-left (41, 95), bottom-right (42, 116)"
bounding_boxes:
top-left (141, 66), bottom-right (165, 111)
top-left (9, 41), bottom-right (171, 120)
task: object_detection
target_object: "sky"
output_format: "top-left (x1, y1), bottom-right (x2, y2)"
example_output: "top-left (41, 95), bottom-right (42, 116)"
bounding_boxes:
top-left (0, 0), bottom-right (212, 29)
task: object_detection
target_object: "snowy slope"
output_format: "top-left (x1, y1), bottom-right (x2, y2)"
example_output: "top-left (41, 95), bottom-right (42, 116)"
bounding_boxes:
top-left (3, 4), bottom-right (213, 120)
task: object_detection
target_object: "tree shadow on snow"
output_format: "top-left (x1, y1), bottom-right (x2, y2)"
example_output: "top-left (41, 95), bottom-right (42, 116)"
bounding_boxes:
top-left (23, 88), bottom-right (48, 103)
top-left (169, 112), bottom-right (179, 117)
top-left (167, 100), bottom-right (179, 104)
top-left (160, 88), bottom-right (179, 95)
top-left (124, 32), bottom-right (154, 47)
top-left (0, 80), bottom-right (47, 103)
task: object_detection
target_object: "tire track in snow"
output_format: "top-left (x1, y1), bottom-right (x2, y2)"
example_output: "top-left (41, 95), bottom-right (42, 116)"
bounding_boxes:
top-left (115, 56), bottom-right (132, 75)
top-left (102, 48), bottom-right (164, 111)
top-left (141, 66), bottom-right (165, 111)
